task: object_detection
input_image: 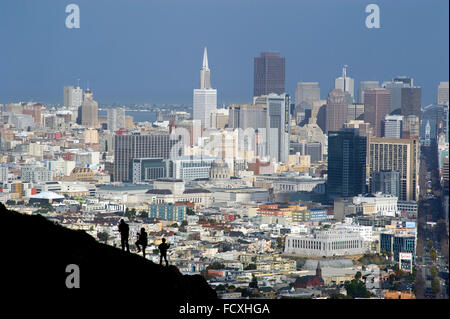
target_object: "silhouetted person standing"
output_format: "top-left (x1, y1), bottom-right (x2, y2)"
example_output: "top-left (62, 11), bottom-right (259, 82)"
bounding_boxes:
top-left (158, 238), bottom-right (171, 266)
top-left (118, 219), bottom-right (129, 252)
top-left (135, 228), bottom-right (148, 258)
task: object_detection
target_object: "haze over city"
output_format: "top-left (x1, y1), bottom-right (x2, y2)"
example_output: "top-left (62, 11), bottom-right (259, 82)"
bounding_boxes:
top-left (0, 0), bottom-right (448, 105)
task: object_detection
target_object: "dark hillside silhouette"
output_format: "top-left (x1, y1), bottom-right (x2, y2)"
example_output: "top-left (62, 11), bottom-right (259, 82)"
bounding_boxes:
top-left (0, 203), bottom-right (216, 300)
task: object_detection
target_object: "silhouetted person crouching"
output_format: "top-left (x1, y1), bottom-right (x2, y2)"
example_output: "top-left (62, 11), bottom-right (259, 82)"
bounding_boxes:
top-left (135, 228), bottom-right (148, 258)
top-left (118, 219), bottom-right (129, 252)
top-left (158, 238), bottom-right (170, 266)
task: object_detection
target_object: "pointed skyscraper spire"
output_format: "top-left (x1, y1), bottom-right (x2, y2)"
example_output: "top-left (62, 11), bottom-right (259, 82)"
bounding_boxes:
top-left (200, 46), bottom-right (211, 89)
top-left (202, 47), bottom-right (209, 69)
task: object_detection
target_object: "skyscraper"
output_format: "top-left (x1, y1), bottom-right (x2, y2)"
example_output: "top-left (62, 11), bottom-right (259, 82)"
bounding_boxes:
top-left (254, 93), bottom-right (291, 163)
top-left (295, 82), bottom-right (320, 112)
top-left (402, 115), bottom-right (420, 139)
top-left (326, 89), bottom-right (348, 134)
top-left (364, 88), bottom-right (391, 137)
top-left (384, 115), bottom-right (403, 139)
top-left (253, 52), bottom-right (285, 97)
top-left (193, 47), bottom-right (217, 129)
top-left (334, 65), bottom-right (355, 101)
top-left (358, 81), bottom-right (379, 104)
top-left (63, 86), bottom-right (73, 108)
top-left (438, 81), bottom-right (449, 105)
top-left (393, 76), bottom-right (414, 87)
top-left (228, 104), bottom-right (267, 130)
top-left (107, 108), bottom-right (126, 132)
top-left (327, 129), bottom-right (367, 198)
top-left (401, 87), bottom-right (422, 119)
top-left (72, 85), bottom-right (83, 108)
top-left (382, 80), bottom-right (409, 113)
top-left (81, 89), bottom-right (99, 128)
top-left (64, 84), bottom-right (83, 122)
top-left (370, 171), bottom-right (401, 198)
top-left (347, 103), bottom-right (364, 122)
top-left (113, 133), bottom-right (181, 182)
top-left (368, 137), bottom-right (419, 201)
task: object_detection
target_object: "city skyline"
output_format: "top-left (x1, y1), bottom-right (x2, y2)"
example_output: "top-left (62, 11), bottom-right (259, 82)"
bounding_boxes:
top-left (0, 0), bottom-right (448, 106)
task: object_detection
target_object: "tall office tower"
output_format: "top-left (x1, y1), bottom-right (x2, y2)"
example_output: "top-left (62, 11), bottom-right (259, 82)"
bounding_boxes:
top-left (256, 93), bottom-right (291, 163)
top-left (358, 81), bottom-right (379, 104)
top-left (327, 129), bottom-right (367, 198)
top-left (384, 115), bottom-right (403, 139)
top-left (364, 88), bottom-right (391, 137)
top-left (64, 86), bottom-right (73, 107)
top-left (393, 76), bottom-right (414, 87)
top-left (253, 52), bottom-right (285, 97)
top-left (113, 133), bottom-right (181, 182)
top-left (368, 137), bottom-right (419, 201)
top-left (72, 85), bottom-right (83, 108)
top-left (193, 47), bottom-right (217, 129)
top-left (64, 84), bottom-right (83, 122)
top-left (402, 115), bottom-right (420, 138)
top-left (81, 89), bottom-right (99, 128)
top-left (382, 80), bottom-right (409, 113)
top-left (347, 103), bottom-right (364, 122)
top-left (295, 82), bottom-right (320, 112)
top-left (334, 65), bottom-right (355, 101)
top-left (326, 89), bottom-right (349, 134)
top-left (438, 81), bottom-right (449, 104)
top-left (107, 108), bottom-right (126, 132)
top-left (401, 87), bottom-right (422, 119)
top-left (370, 171), bottom-right (401, 198)
top-left (228, 104), bottom-right (267, 130)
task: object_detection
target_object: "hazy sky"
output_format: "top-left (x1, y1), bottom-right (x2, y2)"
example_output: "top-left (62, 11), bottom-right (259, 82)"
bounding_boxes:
top-left (0, 0), bottom-right (448, 106)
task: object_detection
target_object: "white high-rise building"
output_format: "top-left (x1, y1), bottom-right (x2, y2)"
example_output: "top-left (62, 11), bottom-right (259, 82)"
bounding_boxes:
top-left (384, 115), bottom-right (403, 139)
top-left (193, 47), bottom-right (217, 129)
top-left (335, 65), bottom-right (355, 102)
top-left (64, 84), bottom-right (83, 108)
top-left (107, 108), bottom-right (126, 132)
top-left (72, 85), bottom-right (83, 108)
top-left (255, 93), bottom-right (290, 163)
top-left (64, 84), bottom-right (83, 122)
top-left (438, 81), bottom-right (449, 105)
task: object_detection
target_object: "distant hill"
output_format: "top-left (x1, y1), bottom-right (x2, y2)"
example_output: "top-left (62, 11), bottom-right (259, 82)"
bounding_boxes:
top-left (0, 203), bottom-right (216, 300)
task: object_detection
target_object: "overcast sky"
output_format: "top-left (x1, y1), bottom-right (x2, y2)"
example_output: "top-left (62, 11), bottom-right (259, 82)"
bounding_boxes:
top-left (0, 0), bottom-right (448, 106)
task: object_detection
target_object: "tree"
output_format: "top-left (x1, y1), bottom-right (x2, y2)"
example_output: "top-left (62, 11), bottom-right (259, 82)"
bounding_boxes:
top-left (249, 275), bottom-right (258, 289)
top-left (430, 265), bottom-right (438, 278)
top-left (179, 220), bottom-right (188, 232)
top-left (138, 210), bottom-right (148, 218)
top-left (344, 279), bottom-right (373, 299)
top-left (186, 208), bottom-right (196, 216)
top-left (355, 271), bottom-right (362, 281)
top-left (206, 262), bottom-right (225, 270)
top-left (97, 231), bottom-right (109, 244)
top-left (427, 240), bottom-right (434, 249)
top-left (124, 208), bottom-right (136, 220)
top-left (430, 249), bottom-right (438, 261)
top-left (244, 263), bottom-right (257, 270)
top-left (276, 236), bottom-right (284, 249)
top-left (431, 277), bottom-right (440, 295)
